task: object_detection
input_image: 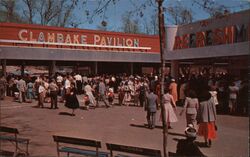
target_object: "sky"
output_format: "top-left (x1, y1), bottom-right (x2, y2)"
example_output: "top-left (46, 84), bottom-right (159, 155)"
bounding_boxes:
top-left (76, 0), bottom-right (250, 32)
top-left (9, 0), bottom-right (250, 33)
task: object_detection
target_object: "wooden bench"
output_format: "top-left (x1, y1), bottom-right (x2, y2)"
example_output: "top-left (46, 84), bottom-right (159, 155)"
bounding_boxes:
top-left (0, 126), bottom-right (30, 156)
top-left (53, 135), bottom-right (109, 157)
top-left (0, 150), bottom-right (15, 157)
top-left (106, 143), bottom-right (162, 157)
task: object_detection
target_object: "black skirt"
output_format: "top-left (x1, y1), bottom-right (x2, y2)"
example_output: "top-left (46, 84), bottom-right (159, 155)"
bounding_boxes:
top-left (65, 94), bottom-right (79, 109)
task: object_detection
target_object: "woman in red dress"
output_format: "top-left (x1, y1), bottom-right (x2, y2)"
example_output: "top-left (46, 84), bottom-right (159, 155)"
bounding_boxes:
top-left (197, 88), bottom-right (217, 147)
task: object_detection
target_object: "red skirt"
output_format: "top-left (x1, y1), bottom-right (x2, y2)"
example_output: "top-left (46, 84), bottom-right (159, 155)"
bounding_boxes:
top-left (198, 122), bottom-right (217, 139)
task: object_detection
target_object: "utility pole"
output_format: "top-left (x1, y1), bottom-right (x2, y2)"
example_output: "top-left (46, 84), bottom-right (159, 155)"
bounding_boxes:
top-left (157, 0), bottom-right (168, 157)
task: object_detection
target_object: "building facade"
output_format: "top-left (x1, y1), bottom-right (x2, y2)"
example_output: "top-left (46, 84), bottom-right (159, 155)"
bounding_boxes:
top-left (165, 9), bottom-right (250, 79)
top-left (0, 9), bottom-right (249, 78)
top-left (0, 23), bottom-right (160, 76)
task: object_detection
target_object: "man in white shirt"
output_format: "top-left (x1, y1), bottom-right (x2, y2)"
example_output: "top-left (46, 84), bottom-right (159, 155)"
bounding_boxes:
top-left (64, 76), bottom-right (71, 89)
top-left (17, 77), bottom-right (27, 103)
top-left (74, 73), bottom-right (82, 95)
top-left (56, 75), bottom-right (63, 84)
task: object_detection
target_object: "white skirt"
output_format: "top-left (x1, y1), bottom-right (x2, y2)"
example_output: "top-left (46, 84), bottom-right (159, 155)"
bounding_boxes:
top-left (161, 103), bottom-right (178, 123)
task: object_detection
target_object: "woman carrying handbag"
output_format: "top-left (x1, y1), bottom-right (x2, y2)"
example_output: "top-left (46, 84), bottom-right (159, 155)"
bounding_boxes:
top-left (197, 87), bottom-right (217, 147)
top-left (180, 90), bottom-right (199, 127)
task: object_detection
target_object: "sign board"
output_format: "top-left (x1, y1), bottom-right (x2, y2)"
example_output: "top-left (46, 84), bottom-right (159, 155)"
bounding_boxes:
top-left (173, 23), bottom-right (250, 50)
top-left (0, 23), bottom-right (160, 53)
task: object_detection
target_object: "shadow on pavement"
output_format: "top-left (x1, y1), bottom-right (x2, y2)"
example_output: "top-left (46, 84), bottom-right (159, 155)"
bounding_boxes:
top-left (130, 123), bottom-right (148, 129)
top-left (31, 106), bottom-right (40, 108)
top-left (130, 123), bottom-right (163, 129)
top-left (31, 106), bottom-right (50, 109)
top-left (173, 138), bottom-right (208, 148)
top-left (79, 106), bottom-right (98, 110)
top-left (59, 112), bottom-right (73, 116)
top-left (130, 123), bottom-right (186, 137)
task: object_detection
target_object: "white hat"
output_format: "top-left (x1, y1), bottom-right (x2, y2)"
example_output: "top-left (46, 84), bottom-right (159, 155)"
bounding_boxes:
top-left (154, 76), bottom-right (158, 81)
top-left (109, 88), bottom-right (113, 93)
top-left (185, 124), bottom-right (197, 138)
top-left (171, 78), bottom-right (175, 82)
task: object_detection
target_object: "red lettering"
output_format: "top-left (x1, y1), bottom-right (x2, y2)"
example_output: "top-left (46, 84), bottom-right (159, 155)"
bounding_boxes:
top-left (196, 32), bottom-right (205, 47)
top-left (173, 36), bottom-right (182, 50)
top-left (213, 28), bottom-right (224, 45)
top-left (182, 34), bottom-right (189, 49)
top-left (223, 26), bottom-right (234, 44)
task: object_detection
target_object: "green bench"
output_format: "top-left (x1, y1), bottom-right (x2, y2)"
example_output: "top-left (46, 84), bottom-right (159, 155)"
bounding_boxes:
top-left (106, 143), bottom-right (162, 157)
top-left (53, 135), bottom-right (109, 157)
top-left (0, 126), bottom-right (30, 156)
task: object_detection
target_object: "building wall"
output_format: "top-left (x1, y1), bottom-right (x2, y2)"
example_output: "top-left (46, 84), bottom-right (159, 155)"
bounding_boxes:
top-left (165, 9), bottom-right (250, 60)
top-left (165, 41), bottom-right (249, 60)
top-left (0, 23), bottom-right (160, 63)
top-left (0, 47), bottom-right (160, 63)
top-left (1, 10), bottom-right (249, 63)
top-left (177, 10), bottom-right (249, 35)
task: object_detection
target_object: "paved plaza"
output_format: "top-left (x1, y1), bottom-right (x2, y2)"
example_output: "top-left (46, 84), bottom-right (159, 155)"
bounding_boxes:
top-left (0, 96), bottom-right (248, 157)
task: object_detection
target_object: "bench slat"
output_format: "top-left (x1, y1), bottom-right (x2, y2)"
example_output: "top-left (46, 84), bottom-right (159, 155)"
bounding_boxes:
top-left (106, 143), bottom-right (161, 157)
top-left (0, 126), bottom-right (19, 134)
top-left (0, 135), bottom-right (29, 143)
top-left (59, 147), bottom-right (109, 157)
top-left (0, 150), bottom-right (15, 157)
top-left (115, 154), bottom-right (131, 157)
top-left (53, 135), bottom-right (101, 148)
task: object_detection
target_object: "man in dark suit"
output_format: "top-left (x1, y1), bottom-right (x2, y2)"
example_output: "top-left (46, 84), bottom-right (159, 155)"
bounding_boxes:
top-left (146, 88), bottom-right (158, 129)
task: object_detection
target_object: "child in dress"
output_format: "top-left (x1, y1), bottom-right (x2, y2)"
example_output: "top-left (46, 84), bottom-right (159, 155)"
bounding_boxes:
top-left (83, 94), bottom-right (90, 110)
top-left (107, 88), bottom-right (114, 107)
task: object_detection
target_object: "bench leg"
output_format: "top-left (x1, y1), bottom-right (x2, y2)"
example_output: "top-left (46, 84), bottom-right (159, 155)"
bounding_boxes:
top-left (96, 147), bottom-right (99, 157)
top-left (56, 142), bottom-right (60, 157)
top-left (26, 141), bottom-right (29, 156)
top-left (67, 152), bottom-right (69, 157)
top-left (15, 139), bottom-right (18, 155)
top-left (110, 150), bottom-right (113, 157)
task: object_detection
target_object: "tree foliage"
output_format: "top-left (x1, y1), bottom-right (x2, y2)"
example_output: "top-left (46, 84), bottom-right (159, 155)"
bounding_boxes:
top-left (192, 0), bottom-right (229, 18)
top-left (0, 0), bottom-right (25, 23)
top-left (121, 12), bottom-right (141, 34)
top-left (22, 0), bottom-right (36, 24)
top-left (165, 1), bottom-right (194, 25)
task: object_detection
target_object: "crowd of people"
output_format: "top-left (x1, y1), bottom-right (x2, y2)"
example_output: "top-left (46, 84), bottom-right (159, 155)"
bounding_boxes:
top-left (0, 72), bottom-right (248, 115)
top-left (0, 71), bottom-right (248, 148)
